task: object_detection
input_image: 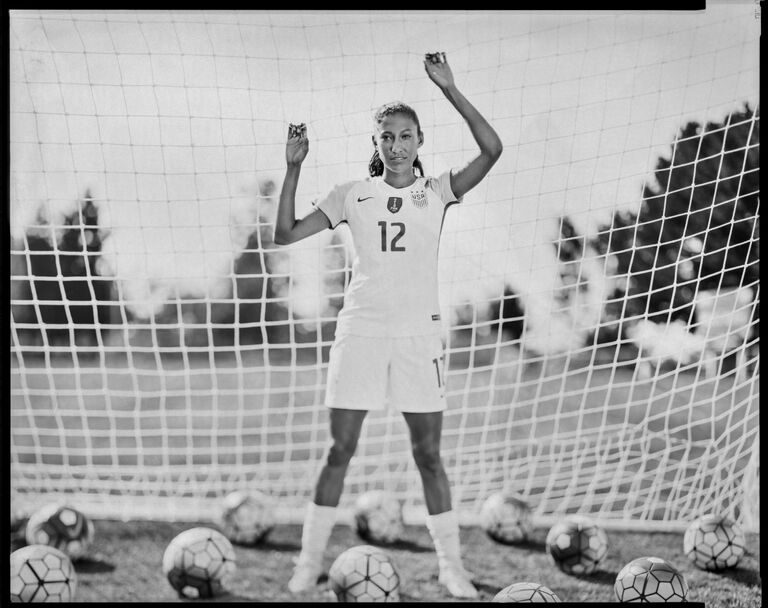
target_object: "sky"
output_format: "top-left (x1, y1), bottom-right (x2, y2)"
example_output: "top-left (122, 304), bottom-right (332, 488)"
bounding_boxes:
top-left (9, 8), bottom-right (761, 350)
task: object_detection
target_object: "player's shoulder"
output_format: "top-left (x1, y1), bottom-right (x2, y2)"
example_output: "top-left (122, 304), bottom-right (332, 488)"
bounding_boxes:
top-left (347, 177), bottom-right (378, 201)
top-left (325, 178), bottom-right (370, 202)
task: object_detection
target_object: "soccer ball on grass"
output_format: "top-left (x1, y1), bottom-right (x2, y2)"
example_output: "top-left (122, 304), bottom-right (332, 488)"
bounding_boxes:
top-left (353, 490), bottom-right (404, 544)
top-left (614, 556), bottom-right (688, 602)
top-left (329, 544), bottom-right (400, 602)
top-left (25, 503), bottom-right (94, 560)
top-left (480, 492), bottom-right (532, 544)
top-left (492, 582), bottom-right (562, 602)
top-left (219, 490), bottom-right (275, 545)
top-left (683, 514), bottom-right (746, 571)
top-left (545, 515), bottom-right (607, 575)
top-left (162, 527), bottom-right (236, 599)
top-left (10, 544), bottom-right (77, 602)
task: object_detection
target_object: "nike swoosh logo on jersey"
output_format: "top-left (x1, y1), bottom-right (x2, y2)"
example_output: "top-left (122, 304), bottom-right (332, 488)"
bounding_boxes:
top-left (357, 196), bottom-right (374, 202)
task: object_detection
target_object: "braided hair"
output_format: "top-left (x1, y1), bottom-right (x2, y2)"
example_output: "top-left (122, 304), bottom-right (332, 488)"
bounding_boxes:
top-left (368, 101), bottom-right (425, 178)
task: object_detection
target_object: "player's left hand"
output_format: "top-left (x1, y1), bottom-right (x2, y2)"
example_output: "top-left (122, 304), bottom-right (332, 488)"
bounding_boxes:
top-left (424, 52), bottom-right (455, 90)
top-left (286, 122), bottom-right (309, 167)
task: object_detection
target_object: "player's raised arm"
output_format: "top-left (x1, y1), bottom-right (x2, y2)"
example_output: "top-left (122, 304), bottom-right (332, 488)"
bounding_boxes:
top-left (424, 52), bottom-right (503, 200)
top-left (273, 123), bottom-right (332, 245)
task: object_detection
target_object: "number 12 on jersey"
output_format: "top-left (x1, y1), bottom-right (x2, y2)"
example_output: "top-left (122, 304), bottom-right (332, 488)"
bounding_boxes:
top-left (378, 221), bottom-right (406, 252)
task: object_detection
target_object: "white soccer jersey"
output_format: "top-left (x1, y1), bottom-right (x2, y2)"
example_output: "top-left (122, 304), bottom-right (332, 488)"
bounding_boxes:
top-left (315, 171), bottom-right (461, 337)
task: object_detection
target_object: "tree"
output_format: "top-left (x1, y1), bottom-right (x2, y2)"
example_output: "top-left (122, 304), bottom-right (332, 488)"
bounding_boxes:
top-left (446, 287), bottom-right (526, 369)
top-left (150, 179), bottom-right (289, 349)
top-left (12, 191), bottom-right (114, 348)
top-left (554, 215), bottom-right (590, 315)
top-left (591, 103), bottom-right (759, 335)
top-left (489, 287), bottom-right (526, 343)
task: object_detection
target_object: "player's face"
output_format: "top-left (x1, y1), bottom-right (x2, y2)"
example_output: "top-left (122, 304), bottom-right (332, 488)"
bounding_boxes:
top-left (373, 114), bottom-right (423, 175)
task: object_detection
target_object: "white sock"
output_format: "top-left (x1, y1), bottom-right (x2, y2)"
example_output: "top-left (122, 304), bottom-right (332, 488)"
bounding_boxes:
top-left (425, 510), bottom-right (468, 576)
top-left (296, 502), bottom-right (337, 568)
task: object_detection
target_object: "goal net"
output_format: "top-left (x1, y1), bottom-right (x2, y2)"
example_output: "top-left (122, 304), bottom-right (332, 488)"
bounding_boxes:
top-left (10, 9), bottom-right (760, 532)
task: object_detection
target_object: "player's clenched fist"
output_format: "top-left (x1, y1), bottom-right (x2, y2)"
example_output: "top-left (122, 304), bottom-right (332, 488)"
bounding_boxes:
top-left (424, 51), bottom-right (455, 90)
top-left (286, 122), bottom-right (308, 166)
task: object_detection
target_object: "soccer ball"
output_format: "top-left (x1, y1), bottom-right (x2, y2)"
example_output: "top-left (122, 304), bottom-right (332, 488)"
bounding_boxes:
top-left (25, 503), bottom-right (94, 560)
top-left (219, 490), bottom-right (275, 545)
top-left (162, 527), bottom-right (236, 599)
top-left (10, 544), bottom-right (77, 602)
top-left (683, 514), bottom-right (746, 571)
top-left (353, 490), bottom-right (404, 544)
top-left (492, 582), bottom-right (562, 602)
top-left (545, 515), bottom-right (607, 575)
top-left (480, 492), bottom-right (532, 544)
top-left (329, 544), bottom-right (400, 602)
top-left (614, 556), bottom-right (688, 602)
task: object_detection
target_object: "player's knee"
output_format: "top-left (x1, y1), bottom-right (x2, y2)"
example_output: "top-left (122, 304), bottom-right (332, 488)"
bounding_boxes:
top-left (326, 438), bottom-right (358, 468)
top-left (412, 445), bottom-right (442, 476)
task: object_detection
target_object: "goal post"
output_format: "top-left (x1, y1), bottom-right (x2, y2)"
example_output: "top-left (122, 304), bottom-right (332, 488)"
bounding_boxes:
top-left (10, 9), bottom-right (760, 532)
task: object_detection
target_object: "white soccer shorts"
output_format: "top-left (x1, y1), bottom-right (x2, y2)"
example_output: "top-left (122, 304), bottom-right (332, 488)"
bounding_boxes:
top-left (324, 334), bottom-right (448, 413)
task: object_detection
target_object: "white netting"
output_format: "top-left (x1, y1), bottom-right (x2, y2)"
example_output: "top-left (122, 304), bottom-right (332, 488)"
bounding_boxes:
top-left (10, 9), bottom-right (759, 531)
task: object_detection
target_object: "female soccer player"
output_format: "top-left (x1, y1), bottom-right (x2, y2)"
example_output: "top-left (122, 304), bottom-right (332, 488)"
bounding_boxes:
top-left (273, 51), bottom-right (502, 598)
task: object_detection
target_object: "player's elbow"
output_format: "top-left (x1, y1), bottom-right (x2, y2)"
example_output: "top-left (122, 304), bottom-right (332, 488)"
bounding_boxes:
top-left (488, 141), bottom-right (503, 162)
top-left (273, 228), bottom-right (293, 246)
top-left (483, 141), bottom-right (503, 164)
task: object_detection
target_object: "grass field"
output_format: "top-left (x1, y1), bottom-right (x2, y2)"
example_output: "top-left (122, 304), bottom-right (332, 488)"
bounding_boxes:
top-left (9, 516), bottom-right (761, 604)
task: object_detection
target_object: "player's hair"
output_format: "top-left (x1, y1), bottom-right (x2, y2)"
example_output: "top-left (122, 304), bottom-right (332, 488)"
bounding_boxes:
top-left (369, 101), bottom-right (425, 178)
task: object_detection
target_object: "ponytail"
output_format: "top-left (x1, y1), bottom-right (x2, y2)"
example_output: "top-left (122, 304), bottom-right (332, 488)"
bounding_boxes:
top-left (413, 156), bottom-right (424, 177)
top-left (369, 149), bottom-right (384, 177)
top-left (368, 150), bottom-right (425, 178)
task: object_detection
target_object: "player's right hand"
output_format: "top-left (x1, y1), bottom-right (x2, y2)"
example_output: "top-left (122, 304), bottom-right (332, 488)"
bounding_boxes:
top-left (286, 122), bottom-right (309, 166)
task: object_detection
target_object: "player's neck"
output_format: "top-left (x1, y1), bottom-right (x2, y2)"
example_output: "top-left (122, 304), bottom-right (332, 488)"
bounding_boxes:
top-left (382, 169), bottom-right (417, 189)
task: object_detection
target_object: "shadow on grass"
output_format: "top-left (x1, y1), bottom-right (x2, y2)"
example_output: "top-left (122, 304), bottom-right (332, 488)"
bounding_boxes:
top-left (74, 556), bottom-right (117, 573)
top-left (193, 590), bottom-right (253, 602)
top-left (502, 537), bottom-right (548, 553)
top-left (473, 580), bottom-right (504, 596)
top-left (573, 567), bottom-right (618, 586)
top-left (711, 566), bottom-right (760, 586)
top-left (357, 537), bottom-right (433, 553)
top-left (237, 538), bottom-right (302, 552)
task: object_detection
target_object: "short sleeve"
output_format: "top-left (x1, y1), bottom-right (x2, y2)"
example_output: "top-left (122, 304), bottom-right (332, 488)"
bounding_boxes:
top-left (429, 170), bottom-right (462, 206)
top-left (313, 181), bottom-right (357, 228)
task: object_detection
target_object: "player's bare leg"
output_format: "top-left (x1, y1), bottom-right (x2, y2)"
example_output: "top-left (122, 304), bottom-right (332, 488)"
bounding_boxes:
top-left (403, 411), bottom-right (451, 513)
top-left (289, 408), bottom-right (368, 593)
top-left (403, 411), bottom-right (478, 599)
top-left (313, 408), bottom-right (368, 506)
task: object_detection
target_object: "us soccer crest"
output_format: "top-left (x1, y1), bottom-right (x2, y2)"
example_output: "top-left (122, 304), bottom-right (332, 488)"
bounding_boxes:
top-left (387, 196), bottom-right (403, 213)
top-left (410, 188), bottom-right (427, 208)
